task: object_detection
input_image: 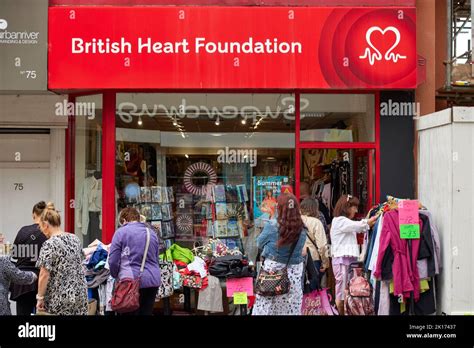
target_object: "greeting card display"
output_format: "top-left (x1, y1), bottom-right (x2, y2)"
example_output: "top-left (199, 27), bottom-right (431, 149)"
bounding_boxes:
top-left (236, 184), bottom-right (248, 202)
top-left (161, 203), bottom-right (172, 221)
top-left (167, 187), bottom-right (175, 203)
top-left (151, 186), bottom-right (162, 203)
top-left (151, 204), bottom-right (162, 220)
top-left (140, 187), bottom-right (152, 203)
top-left (140, 204), bottom-right (152, 221)
top-left (225, 185), bottom-right (239, 203)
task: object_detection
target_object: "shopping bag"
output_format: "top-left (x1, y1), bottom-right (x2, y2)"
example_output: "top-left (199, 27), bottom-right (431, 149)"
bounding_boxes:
top-left (301, 288), bottom-right (338, 315)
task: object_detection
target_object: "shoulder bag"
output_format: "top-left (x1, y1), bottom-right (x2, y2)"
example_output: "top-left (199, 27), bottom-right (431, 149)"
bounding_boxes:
top-left (111, 227), bottom-right (151, 313)
top-left (255, 239), bottom-right (298, 297)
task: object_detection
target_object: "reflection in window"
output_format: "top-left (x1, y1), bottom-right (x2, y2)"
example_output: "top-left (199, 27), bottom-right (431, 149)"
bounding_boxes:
top-left (300, 94), bottom-right (375, 142)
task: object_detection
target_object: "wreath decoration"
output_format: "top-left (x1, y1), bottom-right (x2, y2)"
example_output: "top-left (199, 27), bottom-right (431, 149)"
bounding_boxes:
top-left (183, 162), bottom-right (217, 196)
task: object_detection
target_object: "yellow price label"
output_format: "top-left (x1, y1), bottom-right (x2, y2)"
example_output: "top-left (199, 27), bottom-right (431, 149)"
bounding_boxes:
top-left (233, 292), bottom-right (248, 305)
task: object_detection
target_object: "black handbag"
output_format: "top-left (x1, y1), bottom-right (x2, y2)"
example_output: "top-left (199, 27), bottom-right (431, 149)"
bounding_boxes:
top-left (303, 247), bottom-right (321, 293)
top-left (303, 230), bottom-right (322, 293)
top-left (209, 255), bottom-right (251, 278)
top-left (255, 241), bottom-right (298, 297)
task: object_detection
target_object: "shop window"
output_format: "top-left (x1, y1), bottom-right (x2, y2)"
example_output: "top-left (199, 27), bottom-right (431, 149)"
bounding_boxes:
top-left (300, 94), bottom-right (375, 143)
top-left (300, 148), bottom-right (375, 220)
top-left (115, 93), bottom-right (295, 259)
top-left (74, 94), bottom-right (103, 247)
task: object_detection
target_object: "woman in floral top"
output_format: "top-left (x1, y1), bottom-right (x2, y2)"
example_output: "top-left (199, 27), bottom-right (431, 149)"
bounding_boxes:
top-left (36, 203), bottom-right (88, 315)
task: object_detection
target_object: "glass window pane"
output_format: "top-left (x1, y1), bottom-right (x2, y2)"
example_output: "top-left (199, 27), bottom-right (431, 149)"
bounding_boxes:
top-left (74, 94), bottom-right (103, 247)
top-left (300, 94), bottom-right (375, 142)
top-left (115, 93), bottom-right (295, 260)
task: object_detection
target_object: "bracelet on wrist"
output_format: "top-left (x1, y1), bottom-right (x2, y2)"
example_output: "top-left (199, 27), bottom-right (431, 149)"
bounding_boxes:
top-left (36, 294), bottom-right (44, 301)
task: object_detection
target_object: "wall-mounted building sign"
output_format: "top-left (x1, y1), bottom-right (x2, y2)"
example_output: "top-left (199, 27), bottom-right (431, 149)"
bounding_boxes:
top-left (0, 0), bottom-right (48, 92)
top-left (48, 6), bottom-right (417, 90)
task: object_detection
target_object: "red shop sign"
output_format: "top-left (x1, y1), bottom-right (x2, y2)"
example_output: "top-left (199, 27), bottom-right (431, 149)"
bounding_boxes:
top-left (48, 7), bottom-right (416, 90)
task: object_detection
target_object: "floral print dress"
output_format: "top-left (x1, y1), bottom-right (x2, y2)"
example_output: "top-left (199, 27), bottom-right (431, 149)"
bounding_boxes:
top-left (0, 257), bottom-right (36, 315)
top-left (36, 233), bottom-right (88, 315)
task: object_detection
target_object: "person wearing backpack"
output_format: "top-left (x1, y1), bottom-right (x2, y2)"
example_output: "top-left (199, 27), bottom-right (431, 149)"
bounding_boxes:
top-left (300, 198), bottom-right (329, 290)
top-left (330, 195), bottom-right (377, 315)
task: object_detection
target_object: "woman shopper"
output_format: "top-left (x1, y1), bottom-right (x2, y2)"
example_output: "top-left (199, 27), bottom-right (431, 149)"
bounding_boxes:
top-left (330, 195), bottom-right (376, 315)
top-left (36, 203), bottom-right (88, 315)
top-left (108, 207), bottom-right (161, 315)
top-left (252, 193), bottom-right (306, 315)
top-left (300, 198), bottom-right (329, 290)
top-left (10, 201), bottom-right (48, 315)
top-left (0, 257), bottom-right (37, 315)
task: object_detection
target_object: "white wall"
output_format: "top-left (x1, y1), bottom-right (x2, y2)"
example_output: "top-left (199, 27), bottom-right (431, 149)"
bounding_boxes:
top-left (418, 107), bottom-right (474, 315)
top-left (0, 94), bottom-right (68, 128)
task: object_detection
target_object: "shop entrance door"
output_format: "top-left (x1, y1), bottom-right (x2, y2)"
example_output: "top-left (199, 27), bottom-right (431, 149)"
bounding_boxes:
top-left (299, 148), bottom-right (375, 219)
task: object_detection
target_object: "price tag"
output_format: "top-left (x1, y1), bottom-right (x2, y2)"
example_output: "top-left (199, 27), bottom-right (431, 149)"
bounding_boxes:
top-left (400, 224), bottom-right (420, 239)
top-left (399, 200), bottom-right (420, 239)
top-left (233, 292), bottom-right (248, 305)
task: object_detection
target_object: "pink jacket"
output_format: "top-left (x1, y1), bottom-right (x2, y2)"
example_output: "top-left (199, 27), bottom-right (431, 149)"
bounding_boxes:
top-left (373, 210), bottom-right (422, 301)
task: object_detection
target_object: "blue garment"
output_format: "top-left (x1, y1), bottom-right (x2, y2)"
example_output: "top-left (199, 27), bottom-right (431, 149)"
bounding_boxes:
top-left (257, 219), bottom-right (306, 265)
top-left (87, 244), bottom-right (108, 270)
top-left (364, 217), bottom-right (380, 271)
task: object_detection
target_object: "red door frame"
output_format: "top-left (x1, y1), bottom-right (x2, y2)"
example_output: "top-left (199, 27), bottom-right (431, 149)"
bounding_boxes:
top-left (65, 89), bottom-right (380, 243)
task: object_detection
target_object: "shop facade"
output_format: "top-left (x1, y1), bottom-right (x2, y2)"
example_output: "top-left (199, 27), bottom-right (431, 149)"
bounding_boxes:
top-left (46, 4), bottom-right (419, 246)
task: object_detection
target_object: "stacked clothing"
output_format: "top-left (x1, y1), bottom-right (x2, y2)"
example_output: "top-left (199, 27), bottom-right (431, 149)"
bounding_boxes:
top-left (83, 241), bottom-right (110, 289)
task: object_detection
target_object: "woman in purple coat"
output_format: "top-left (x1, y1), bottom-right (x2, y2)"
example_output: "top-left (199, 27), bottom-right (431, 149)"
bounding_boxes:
top-left (108, 207), bottom-right (161, 315)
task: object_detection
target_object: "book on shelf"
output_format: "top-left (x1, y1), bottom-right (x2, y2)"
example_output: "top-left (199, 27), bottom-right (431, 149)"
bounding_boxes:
top-left (212, 185), bottom-right (226, 203)
top-left (227, 219), bottom-right (240, 237)
top-left (215, 203), bottom-right (227, 220)
top-left (214, 220), bottom-right (228, 238)
top-left (236, 184), bottom-right (248, 202)
top-left (225, 185), bottom-right (239, 203)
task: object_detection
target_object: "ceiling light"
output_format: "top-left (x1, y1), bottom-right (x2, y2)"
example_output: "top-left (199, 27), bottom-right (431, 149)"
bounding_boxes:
top-left (185, 154), bottom-right (189, 159)
top-left (138, 116), bottom-right (143, 126)
top-left (215, 116), bottom-right (220, 126)
top-left (173, 118), bottom-right (178, 126)
top-left (210, 133), bottom-right (223, 137)
top-left (241, 117), bottom-right (247, 125)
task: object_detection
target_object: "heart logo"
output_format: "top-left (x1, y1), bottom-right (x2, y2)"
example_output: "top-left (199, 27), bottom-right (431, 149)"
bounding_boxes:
top-left (359, 26), bottom-right (406, 65)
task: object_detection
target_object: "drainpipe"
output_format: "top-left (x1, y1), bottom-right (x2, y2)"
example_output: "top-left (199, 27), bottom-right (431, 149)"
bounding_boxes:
top-left (446, 0), bottom-right (452, 90)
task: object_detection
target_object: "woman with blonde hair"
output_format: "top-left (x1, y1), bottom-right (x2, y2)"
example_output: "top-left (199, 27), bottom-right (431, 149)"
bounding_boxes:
top-left (36, 202), bottom-right (88, 315)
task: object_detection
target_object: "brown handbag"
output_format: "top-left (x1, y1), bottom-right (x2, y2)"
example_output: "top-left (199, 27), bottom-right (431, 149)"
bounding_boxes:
top-left (255, 240), bottom-right (298, 297)
top-left (111, 228), bottom-right (151, 313)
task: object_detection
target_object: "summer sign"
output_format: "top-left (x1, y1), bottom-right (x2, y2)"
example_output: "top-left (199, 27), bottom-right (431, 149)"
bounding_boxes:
top-left (48, 7), bottom-right (416, 89)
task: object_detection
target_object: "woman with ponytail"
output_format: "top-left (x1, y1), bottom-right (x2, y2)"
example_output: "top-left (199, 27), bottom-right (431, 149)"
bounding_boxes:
top-left (252, 193), bottom-right (307, 315)
top-left (10, 201), bottom-right (48, 315)
top-left (35, 203), bottom-right (88, 315)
